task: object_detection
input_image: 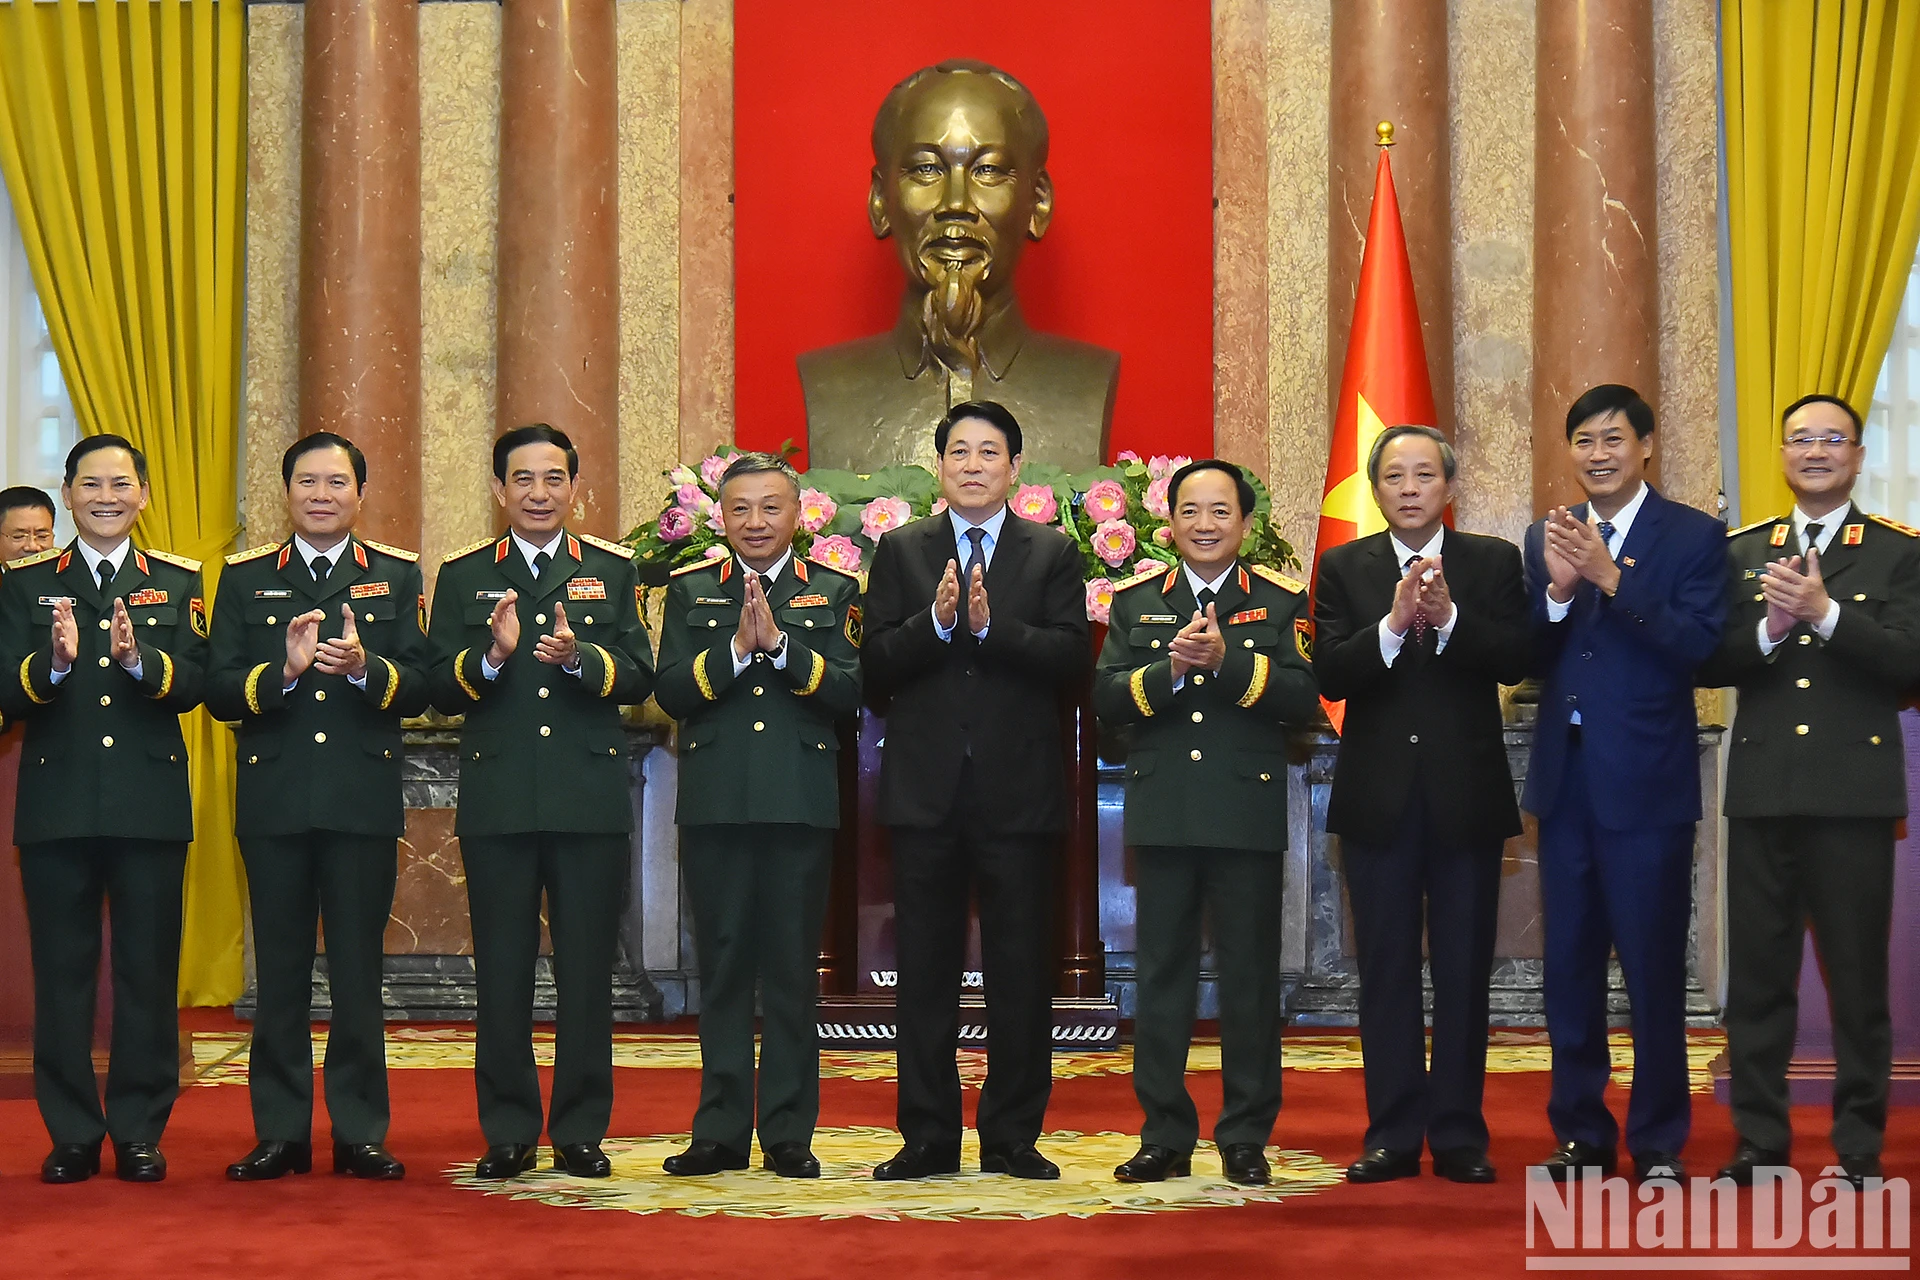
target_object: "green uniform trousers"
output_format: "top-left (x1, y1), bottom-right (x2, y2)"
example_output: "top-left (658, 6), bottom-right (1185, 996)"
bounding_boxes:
top-left (1725, 816), bottom-right (1894, 1156)
top-left (240, 833), bottom-right (397, 1144)
top-left (1132, 844), bottom-right (1283, 1153)
top-left (460, 832), bottom-right (629, 1147)
top-left (680, 824), bottom-right (834, 1153)
top-left (19, 838), bottom-right (187, 1145)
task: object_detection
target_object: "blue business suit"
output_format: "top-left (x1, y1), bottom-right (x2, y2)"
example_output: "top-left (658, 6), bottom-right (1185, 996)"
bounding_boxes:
top-left (1522, 486), bottom-right (1725, 1159)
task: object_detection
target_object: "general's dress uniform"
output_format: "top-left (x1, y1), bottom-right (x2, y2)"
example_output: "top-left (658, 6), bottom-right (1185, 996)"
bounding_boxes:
top-left (653, 551), bottom-right (862, 1163)
top-left (204, 535), bottom-right (431, 1150)
top-left (0, 541), bottom-right (207, 1150)
top-left (1093, 560), bottom-right (1319, 1164)
top-left (1700, 507), bottom-right (1920, 1163)
top-left (427, 530), bottom-right (654, 1154)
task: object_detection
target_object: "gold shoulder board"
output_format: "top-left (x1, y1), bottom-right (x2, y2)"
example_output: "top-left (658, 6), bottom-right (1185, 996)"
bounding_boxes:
top-left (807, 559), bottom-right (860, 583)
top-left (1868, 513), bottom-right (1920, 538)
top-left (577, 532), bottom-right (635, 560)
top-left (5, 547), bottom-right (60, 570)
top-left (442, 536), bottom-right (497, 564)
top-left (1250, 564), bottom-right (1307, 594)
top-left (361, 538), bottom-right (420, 562)
top-left (1112, 564), bottom-right (1172, 593)
top-left (145, 548), bottom-right (202, 572)
top-left (1725, 516), bottom-right (1787, 539)
top-left (670, 558), bottom-right (720, 577)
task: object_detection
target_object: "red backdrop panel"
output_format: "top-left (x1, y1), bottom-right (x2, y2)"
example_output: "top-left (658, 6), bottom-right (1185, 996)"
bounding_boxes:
top-left (733, 0), bottom-right (1214, 468)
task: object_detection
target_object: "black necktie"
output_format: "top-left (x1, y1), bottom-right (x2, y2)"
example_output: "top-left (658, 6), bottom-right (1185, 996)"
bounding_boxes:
top-left (757, 572), bottom-right (774, 599)
top-left (1196, 586), bottom-right (1216, 614)
top-left (97, 559), bottom-right (114, 594)
top-left (957, 527), bottom-right (988, 635)
top-left (312, 554), bottom-right (331, 586)
top-left (532, 550), bottom-right (552, 579)
top-left (1804, 522), bottom-right (1824, 556)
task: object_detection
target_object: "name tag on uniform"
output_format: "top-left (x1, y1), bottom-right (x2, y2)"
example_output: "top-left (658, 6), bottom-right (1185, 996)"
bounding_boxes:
top-left (1138, 614), bottom-right (1179, 625)
top-left (37, 596), bottom-right (74, 607)
top-left (254, 588), bottom-right (292, 599)
top-left (128, 588), bottom-right (168, 606)
top-left (568, 577), bottom-right (607, 601)
top-left (695, 596), bottom-right (732, 606)
top-left (475, 590), bottom-right (508, 601)
top-left (349, 581), bottom-right (390, 599)
top-left (787, 593), bottom-right (830, 608)
top-left (1228, 607), bottom-right (1267, 624)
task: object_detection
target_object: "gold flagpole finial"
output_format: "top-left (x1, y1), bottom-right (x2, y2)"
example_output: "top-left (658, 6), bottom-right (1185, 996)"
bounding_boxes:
top-left (1376, 120), bottom-right (1396, 148)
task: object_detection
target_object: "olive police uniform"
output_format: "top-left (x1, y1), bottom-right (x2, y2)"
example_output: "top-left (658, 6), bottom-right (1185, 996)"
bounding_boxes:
top-left (1700, 507), bottom-right (1920, 1159)
top-left (0, 540), bottom-right (207, 1146)
top-left (653, 551), bottom-right (862, 1157)
top-left (1093, 560), bottom-right (1319, 1155)
top-left (427, 530), bottom-right (654, 1149)
top-left (205, 535), bottom-right (431, 1146)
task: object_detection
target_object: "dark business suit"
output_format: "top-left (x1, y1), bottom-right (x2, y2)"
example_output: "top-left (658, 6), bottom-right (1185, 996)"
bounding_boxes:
top-left (1313, 528), bottom-right (1529, 1156)
top-left (861, 509), bottom-right (1090, 1154)
top-left (1522, 486), bottom-right (1726, 1160)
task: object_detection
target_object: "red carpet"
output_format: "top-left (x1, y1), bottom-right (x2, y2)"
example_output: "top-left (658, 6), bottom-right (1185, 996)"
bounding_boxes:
top-left (0, 1014), bottom-right (1911, 1278)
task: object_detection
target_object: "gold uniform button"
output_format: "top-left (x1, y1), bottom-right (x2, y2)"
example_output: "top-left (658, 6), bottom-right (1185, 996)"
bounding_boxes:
top-left (145, 617), bottom-right (157, 626)
top-left (1150, 639), bottom-right (1161, 649)
top-left (1796, 678), bottom-right (1811, 689)
top-left (707, 618), bottom-right (718, 628)
top-left (314, 731), bottom-right (327, 744)
top-left (1798, 635), bottom-right (1813, 645)
top-left (539, 725), bottom-right (551, 737)
top-left (753, 686), bottom-right (765, 696)
top-left (98, 619), bottom-right (110, 631)
top-left (1753, 593), bottom-right (1764, 602)
top-left (314, 690), bottom-right (327, 702)
top-left (1193, 674), bottom-right (1205, 686)
top-left (804, 619), bottom-right (815, 628)
top-left (1259, 772), bottom-right (1272, 782)
top-left (101, 735), bottom-right (113, 747)
top-left (1871, 735), bottom-right (1883, 745)
top-left (1243, 638), bottom-right (1255, 648)
top-left (1854, 593), bottom-right (1867, 602)
top-left (1189, 749), bottom-right (1202, 761)
top-left (248, 755), bottom-right (258, 765)
top-left (753, 721), bottom-right (765, 732)
top-left (537, 687), bottom-right (550, 698)
top-left (1190, 711), bottom-right (1203, 724)
top-left (98, 695), bottom-right (110, 707)
top-left (535, 613), bottom-right (547, 625)
top-left (816, 742), bottom-right (827, 750)
top-left (364, 612), bottom-right (375, 622)
top-left (583, 615), bottom-right (593, 625)
top-left (1795, 724), bottom-right (1809, 735)
top-left (97, 656), bottom-right (109, 668)
top-left (266, 615), bottom-right (276, 626)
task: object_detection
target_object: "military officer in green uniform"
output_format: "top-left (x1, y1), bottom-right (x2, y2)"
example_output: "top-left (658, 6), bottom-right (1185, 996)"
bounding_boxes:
top-left (1698, 394), bottom-right (1920, 1191)
top-left (653, 453), bottom-right (862, 1180)
top-left (0, 434), bottom-right (207, 1184)
top-left (427, 423), bottom-right (655, 1180)
top-left (206, 433), bottom-right (429, 1182)
top-left (1093, 459), bottom-right (1319, 1188)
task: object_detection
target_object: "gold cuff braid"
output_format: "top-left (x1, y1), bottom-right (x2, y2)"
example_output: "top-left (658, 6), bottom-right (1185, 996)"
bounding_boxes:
top-left (797, 648), bottom-right (826, 696)
top-left (1237, 652), bottom-right (1270, 708)
top-left (149, 649), bottom-right (175, 700)
top-left (1129, 665), bottom-right (1154, 717)
top-left (591, 644), bottom-right (616, 698)
top-left (244, 663), bottom-right (269, 715)
top-left (20, 653), bottom-right (49, 704)
top-left (454, 648), bottom-right (481, 702)
top-left (376, 656), bottom-right (400, 711)
top-left (694, 648), bottom-right (716, 701)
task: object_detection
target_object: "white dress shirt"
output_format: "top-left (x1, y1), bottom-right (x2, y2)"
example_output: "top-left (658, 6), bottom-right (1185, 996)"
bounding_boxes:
top-left (481, 530), bottom-right (582, 680)
top-left (52, 538), bottom-right (139, 682)
top-left (933, 504), bottom-right (1009, 642)
top-left (285, 535), bottom-right (368, 690)
top-left (1167, 560), bottom-right (1238, 691)
top-left (1543, 480), bottom-right (1651, 623)
top-left (1756, 501), bottom-right (1848, 655)
top-left (731, 548), bottom-right (793, 675)
top-left (1378, 527), bottom-right (1459, 666)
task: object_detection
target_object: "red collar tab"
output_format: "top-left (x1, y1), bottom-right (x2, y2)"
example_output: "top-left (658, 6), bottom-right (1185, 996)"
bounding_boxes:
top-left (1161, 565), bottom-right (1178, 595)
top-left (718, 559), bottom-right (734, 584)
top-left (566, 534), bottom-right (582, 562)
top-left (353, 542), bottom-right (369, 570)
top-left (792, 558), bottom-right (809, 583)
top-left (494, 538), bottom-right (511, 563)
top-left (277, 543), bottom-right (294, 570)
top-left (1237, 565), bottom-right (1251, 594)
top-left (132, 550), bottom-right (150, 576)
top-left (56, 550), bottom-right (71, 574)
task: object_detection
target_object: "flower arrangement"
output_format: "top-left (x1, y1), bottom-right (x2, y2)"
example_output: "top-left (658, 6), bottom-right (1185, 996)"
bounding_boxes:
top-left (625, 447), bottom-right (1299, 622)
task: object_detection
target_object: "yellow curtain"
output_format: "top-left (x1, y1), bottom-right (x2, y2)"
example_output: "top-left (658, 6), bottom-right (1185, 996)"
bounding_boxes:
top-left (1724, 0), bottom-right (1920, 522)
top-left (0, 0), bottom-right (247, 1004)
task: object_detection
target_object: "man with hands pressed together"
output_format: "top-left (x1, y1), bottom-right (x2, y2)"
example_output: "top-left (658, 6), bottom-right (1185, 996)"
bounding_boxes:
top-left (428, 424), bottom-right (654, 1180)
top-left (206, 433), bottom-right (429, 1182)
top-left (1699, 394), bottom-right (1920, 1191)
top-left (0, 435), bottom-right (207, 1183)
top-left (1521, 385), bottom-right (1725, 1183)
top-left (1312, 425), bottom-right (1529, 1185)
top-left (861, 399), bottom-right (1089, 1182)
top-left (654, 453), bottom-right (861, 1180)
top-left (1095, 460), bottom-right (1318, 1188)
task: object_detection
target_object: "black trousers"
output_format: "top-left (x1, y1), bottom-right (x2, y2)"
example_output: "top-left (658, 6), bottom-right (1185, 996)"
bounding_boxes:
top-left (680, 824), bottom-right (834, 1153)
top-left (1341, 799), bottom-right (1502, 1154)
top-left (889, 814), bottom-right (1055, 1153)
top-left (1132, 844), bottom-right (1283, 1151)
top-left (18, 838), bottom-right (187, 1145)
top-left (460, 832), bottom-right (630, 1147)
top-left (1725, 815), bottom-right (1894, 1156)
top-left (240, 832), bottom-right (397, 1144)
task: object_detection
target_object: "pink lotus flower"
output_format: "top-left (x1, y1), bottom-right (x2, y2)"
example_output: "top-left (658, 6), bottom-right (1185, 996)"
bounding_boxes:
top-left (798, 488), bottom-right (837, 533)
top-left (1115, 450), bottom-right (1143, 465)
top-left (1085, 578), bottom-right (1115, 624)
top-left (699, 454), bottom-right (730, 489)
top-left (931, 498), bottom-right (948, 516)
top-left (668, 464), bottom-right (700, 488)
top-left (1147, 454), bottom-right (1175, 480)
top-left (860, 496), bottom-right (912, 539)
top-left (675, 482), bottom-right (705, 509)
top-left (705, 506), bottom-right (727, 534)
top-left (1143, 475), bottom-right (1172, 519)
top-left (702, 544), bottom-right (728, 559)
top-left (1084, 479), bottom-right (1129, 522)
top-left (809, 534), bottom-right (863, 573)
top-left (1153, 526), bottom-right (1173, 547)
top-left (657, 505), bottom-right (694, 542)
top-left (1092, 518), bottom-right (1137, 567)
top-left (1011, 483), bottom-right (1058, 524)
top-left (1133, 557), bottom-right (1163, 577)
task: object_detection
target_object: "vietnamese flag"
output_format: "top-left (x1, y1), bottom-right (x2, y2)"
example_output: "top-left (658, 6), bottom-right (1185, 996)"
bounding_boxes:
top-left (1314, 142), bottom-right (1438, 733)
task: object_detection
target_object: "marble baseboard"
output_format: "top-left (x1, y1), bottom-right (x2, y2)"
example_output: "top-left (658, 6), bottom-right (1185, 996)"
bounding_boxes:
top-left (235, 954), bottom-right (664, 1023)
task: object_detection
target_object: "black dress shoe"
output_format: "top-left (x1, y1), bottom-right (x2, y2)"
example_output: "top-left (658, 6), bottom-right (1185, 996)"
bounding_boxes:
top-left (1346, 1147), bottom-right (1421, 1183)
top-left (41, 1142), bottom-right (101, 1184)
top-left (114, 1142), bottom-right (166, 1183)
top-left (227, 1140), bottom-right (314, 1181)
top-left (1221, 1143), bottom-right (1271, 1186)
top-left (1633, 1151), bottom-right (1685, 1182)
top-left (552, 1142), bottom-right (612, 1178)
top-left (474, 1143), bottom-right (537, 1179)
top-left (981, 1144), bottom-right (1060, 1180)
top-left (762, 1141), bottom-right (820, 1178)
top-left (871, 1141), bottom-right (962, 1181)
top-left (334, 1142), bottom-right (405, 1180)
top-left (1432, 1147), bottom-right (1497, 1184)
top-left (1534, 1140), bottom-right (1618, 1181)
top-left (662, 1139), bottom-right (748, 1177)
top-left (1114, 1144), bottom-right (1191, 1183)
top-left (1838, 1153), bottom-right (1883, 1190)
top-left (1716, 1139), bottom-right (1789, 1185)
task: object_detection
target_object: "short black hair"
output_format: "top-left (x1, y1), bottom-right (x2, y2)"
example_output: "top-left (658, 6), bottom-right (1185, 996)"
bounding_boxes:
top-left (0, 486), bottom-right (55, 522)
top-left (718, 451), bottom-right (801, 498)
top-left (282, 432), bottom-right (368, 490)
top-left (1168, 459), bottom-right (1257, 518)
top-left (1780, 393), bottom-right (1863, 442)
top-left (65, 434), bottom-right (148, 486)
top-left (935, 400), bottom-right (1024, 458)
top-left (493, 423), bottom-right (579, 482)
top-left (1564, 384), bottom-right (1654, 440)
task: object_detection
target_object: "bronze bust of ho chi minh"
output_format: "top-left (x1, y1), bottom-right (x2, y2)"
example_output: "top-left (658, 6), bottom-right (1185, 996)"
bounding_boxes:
top-left (798, 60), bottom-right (1119, 472)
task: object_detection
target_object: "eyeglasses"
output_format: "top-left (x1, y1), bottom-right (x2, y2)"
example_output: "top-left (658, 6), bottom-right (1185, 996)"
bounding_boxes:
top-left (1784, 434), bottom-right (1856, 450)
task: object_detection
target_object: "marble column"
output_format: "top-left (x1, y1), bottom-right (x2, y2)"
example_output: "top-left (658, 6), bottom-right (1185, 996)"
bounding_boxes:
top-left (496, 0), bottom-right (621, 537)
top-left (1531, 0), bottom-right (1660, 514)
top-left (299, 0), bottom-right (422, 549)
top-left (1328, 0), bottom-right (1453, 439)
